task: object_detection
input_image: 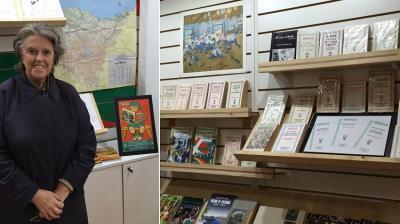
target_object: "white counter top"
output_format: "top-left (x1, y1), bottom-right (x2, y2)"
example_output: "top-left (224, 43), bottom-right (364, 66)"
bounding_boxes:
top-left (93, 153), bottom-right (159, 171)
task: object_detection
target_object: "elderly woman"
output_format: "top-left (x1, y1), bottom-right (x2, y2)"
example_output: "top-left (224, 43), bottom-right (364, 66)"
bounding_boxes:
top-left (0, 23), bottom-right (96, 223)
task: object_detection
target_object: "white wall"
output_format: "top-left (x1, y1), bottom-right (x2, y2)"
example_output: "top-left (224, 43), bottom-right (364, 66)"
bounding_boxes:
top-left (138, 0), bottom-right (160, 144)
top-left (159, 0), bottom-right (400, 202)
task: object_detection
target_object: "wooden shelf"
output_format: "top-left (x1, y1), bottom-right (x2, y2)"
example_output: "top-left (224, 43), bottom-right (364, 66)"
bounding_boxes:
top-left (160, 161), bottom-right (273, 179)
top-left (160, 107), bottom-right (252, 119)
top-left (233, 151), bottom-right (400, 171)
top-left (259, 49), bottom-right (400, 73)
top-left (0, 18), bottom-right (67, 28)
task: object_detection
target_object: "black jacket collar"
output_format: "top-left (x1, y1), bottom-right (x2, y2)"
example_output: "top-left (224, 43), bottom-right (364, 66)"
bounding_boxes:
top-left (17, 72), bottom-right (60, 102)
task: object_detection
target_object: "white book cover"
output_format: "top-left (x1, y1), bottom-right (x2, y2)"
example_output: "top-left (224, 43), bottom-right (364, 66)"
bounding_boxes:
top-left (161, 85), bottom-right (177, 110)
top-left (319, 30), bottom-right (343, 56)
top-left (272, 123), bottom-right (306, 153)
top-left (253, 206), bottom-right (306, 224)
top-left (372, 19), bottom-right (399, 51)
top-left (189, 83), bottom-right (209, 109)
top-left (343, 24), bottom-right (369, 54)
top-left (296, 31), bottom-right (319, 59)
top-left (174, 85), bottom-right (192, 110)
top-left (206, 81), bottom-right (226, 109)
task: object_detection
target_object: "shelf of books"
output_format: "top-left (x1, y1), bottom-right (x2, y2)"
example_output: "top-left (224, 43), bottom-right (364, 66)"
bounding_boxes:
top-left (259, 49), bottom-right (400, 73)
top-left (234, 151), bottom-right (400, 171)
top-left (161, 179), bottom-right (398, 223)
top-left (160, 107), bottom-right (252, 119)
top-left (160, 161), bottom-right (274, 179)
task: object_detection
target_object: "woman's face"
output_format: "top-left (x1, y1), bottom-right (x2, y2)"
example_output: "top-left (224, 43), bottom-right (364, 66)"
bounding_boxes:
top-left (21, 35), bottom-right (54, 87)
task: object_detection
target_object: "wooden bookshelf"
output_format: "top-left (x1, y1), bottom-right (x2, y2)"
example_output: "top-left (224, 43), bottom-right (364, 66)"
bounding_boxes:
top-left (233, 151), bottom-right (400, 171)
top-left (160, 107), bottom-right (252, 119)
top-left (160, 161), bottom-right (273, 179)
top-left (259, 49), bottom-right (400, 73)
top-left (0, 18), bottom-right (67, 28)
top-left (161, 178), bottom-right (399, 223)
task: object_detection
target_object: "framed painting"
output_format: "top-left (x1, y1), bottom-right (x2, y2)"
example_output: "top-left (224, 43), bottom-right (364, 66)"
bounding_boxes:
top-left (181, 1), bottom-right (246, 76)
top-left (114, 95), bottom-right (158, 156)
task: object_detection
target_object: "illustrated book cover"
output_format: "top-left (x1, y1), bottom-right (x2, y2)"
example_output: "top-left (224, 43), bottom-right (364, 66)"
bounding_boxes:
top-left (191, 127), bottom-right (218, 165)
top-left (167, 127), bottom-right (194, 163)
top-left (270, 30), bottom-right (298, 61)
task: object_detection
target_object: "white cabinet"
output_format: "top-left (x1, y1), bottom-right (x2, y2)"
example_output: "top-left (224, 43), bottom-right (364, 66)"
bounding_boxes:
top-left (85, 165), bottom-right (124, 224)
top-left (85, 154), bottom-right (159, 224)
top-left (123, 157), bottom-right (159, 224)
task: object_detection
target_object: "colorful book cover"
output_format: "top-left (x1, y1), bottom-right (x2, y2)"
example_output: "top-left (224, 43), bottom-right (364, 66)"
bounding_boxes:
top-left (191, 127), bottom-right (218, 165)
top-left (196, 193), bottom-right (236, 224)
top-left (168, 127), bottom-right (194, 163)
top-left (160, 195), bottom-right (183, 224)
top-left (169, 196), bottom-right (206, 224)
top-left (225, 199), bottom-right (258, 224)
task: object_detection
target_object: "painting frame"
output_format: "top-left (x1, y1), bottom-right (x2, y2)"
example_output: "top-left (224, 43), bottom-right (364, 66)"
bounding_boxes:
top-left (180, 1), bottom-right (246, 76)
top-left (114, 95), bottom-right (158, 156)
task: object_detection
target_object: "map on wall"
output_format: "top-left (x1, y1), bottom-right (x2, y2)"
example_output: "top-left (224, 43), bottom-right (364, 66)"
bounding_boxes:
top-left (57, 0), bottom-right (137, 92)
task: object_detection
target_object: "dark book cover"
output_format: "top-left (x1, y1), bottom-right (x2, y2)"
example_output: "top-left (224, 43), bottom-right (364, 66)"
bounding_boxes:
top-left (270, 30), bottom-right (298, 61)
top-left (197, 193), bottom-right (237, 224)
top-left (160, 195), bottom-right (183, 224)
top-left (168, 196), bottom-right (205, 224)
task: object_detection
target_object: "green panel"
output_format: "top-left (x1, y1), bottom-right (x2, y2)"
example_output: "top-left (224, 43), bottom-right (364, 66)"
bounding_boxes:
top-left (0, 69), bottom-right (16, 82)
top-left (93, 86), bottom-right (137, 123)
top-left (0, 52), bottom-right (18, 68)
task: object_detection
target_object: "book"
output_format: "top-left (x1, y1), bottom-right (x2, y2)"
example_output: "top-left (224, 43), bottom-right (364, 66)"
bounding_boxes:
top-left (225, 199), bottom-right (258, 224)
top-left (222, 135), bottom-right (243, 166)
top-left (226, 80), bottom-right (248, 109)
top-left (191, 127), bottom-right (218, 165)
top-left (341, 81), bottom-right (366, 113)
top-left (167, 127), bottom-right (194, 163)
top-left (304, 213), bottom-right (389, 224)
top-left (196, 193), bottom-right (237, 224)
top-left (270, 30), bottom-right (298, 61)
top-left (296, 31), bottom-right (320, 59)
top-left (160, 194), bottom-right (183, 224)
top-left (169, 196), bottom-right (206, 224)
top-left (161, 85), bottom-right (178, 110)
top-left (343, 24), bottom-right (369, 54)
top-left (287, 95), bottom-right (315, 124)
top-left (368, 70), bottom-right (395, 112)
top-left (317, 75), bottom-right (341, 113)
top-left (189, 83), bottom-right (209, 109)
top-left (372, 19), bottom-right (399, 51)
top-left (271, 123), bottom-right (307, 153)
top-left (206, 81), bottom-right (227, 109)
top-left (319, 30), bottom-right (343, 56)
top-left (253, 206), bottom-right (306, 224)
top-left (175, 85), bottom-right (192, 110)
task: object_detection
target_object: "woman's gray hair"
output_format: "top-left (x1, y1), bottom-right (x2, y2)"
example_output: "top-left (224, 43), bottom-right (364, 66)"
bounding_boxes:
top-left (13, 23), bottom-right (65, 73)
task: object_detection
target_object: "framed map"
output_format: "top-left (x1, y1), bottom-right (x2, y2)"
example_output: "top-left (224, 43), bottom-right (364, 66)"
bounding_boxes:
top-left (114, 95), bottom-right (158, 156)
top-left (181, 2), bottom-right (246, 76)
top-left (57, 0), bottom-right (137, 92)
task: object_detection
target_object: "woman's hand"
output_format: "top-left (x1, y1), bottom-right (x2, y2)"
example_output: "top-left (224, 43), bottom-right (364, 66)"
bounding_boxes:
top-left (54, 182), bottom-right (71, 202)
top-left (31, 189), bottom-right (64, 221)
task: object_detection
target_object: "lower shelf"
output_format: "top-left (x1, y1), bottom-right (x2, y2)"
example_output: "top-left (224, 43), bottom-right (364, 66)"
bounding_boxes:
top-left (160, 161), bottom-right (274, 179)
top-left (161, 178), bottom-right (399, 223)
top-left (233, 151), bottom-right (400, 170)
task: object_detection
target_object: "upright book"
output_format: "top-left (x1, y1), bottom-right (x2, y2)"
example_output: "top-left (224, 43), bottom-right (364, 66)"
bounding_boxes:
top-left (372, 19), bottom-right (399, 51)
top-left (169, 196), bottom-right (206, 224)
top-left (222, 135), bottom-right (243, 166)
top-left (167, 127), bottom-right (194, 163)
top-left (160, 195), bottom-right (184, 224)
top-left (270, 30), bottom-right (298, 61)
top-left (175, 85), bottom-right (192, 110)
top-left (161, 85), bottom-right (178, 110)
top-left (191, 127), bottom-right (218, 165)
top-left (342, 24), bottom-right (369, 54)
top-left (196, 194), bottom-right (237, 224)
top-left (225, 199), bottom-right (258, 224)
top-left (319, 30), bottom-right (343, 56)
top-left (296, 31), bottom-right (320, 59)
